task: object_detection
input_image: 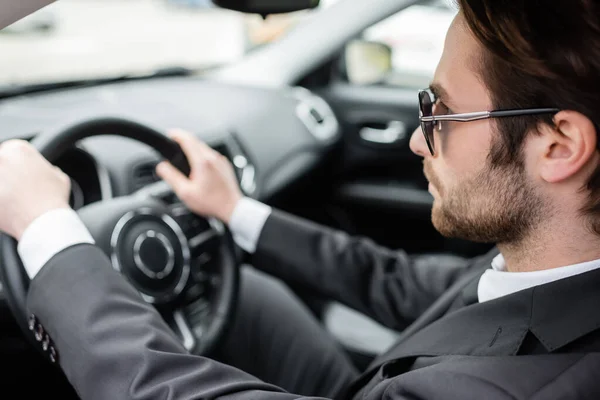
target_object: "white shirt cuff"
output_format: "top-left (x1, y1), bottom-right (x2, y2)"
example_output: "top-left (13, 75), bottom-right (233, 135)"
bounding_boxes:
top-left (228, 197), bottom-right (272, 253)
top-left (17, 208), bottom-right (95, 279)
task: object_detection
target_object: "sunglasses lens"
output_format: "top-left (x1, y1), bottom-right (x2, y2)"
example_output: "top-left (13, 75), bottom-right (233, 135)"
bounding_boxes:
top-left (419, 91), bottom-right (435, 155)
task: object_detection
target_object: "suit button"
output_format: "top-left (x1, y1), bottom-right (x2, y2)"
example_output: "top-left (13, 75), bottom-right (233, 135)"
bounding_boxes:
top-left (42, 334), bottom-right (51, 351)
top-left (48, 346), bottom-right (58, 363)
top-left (28, 314), bottom-right (37, 331)
top-left (34, 323), bottom-right (44, 342)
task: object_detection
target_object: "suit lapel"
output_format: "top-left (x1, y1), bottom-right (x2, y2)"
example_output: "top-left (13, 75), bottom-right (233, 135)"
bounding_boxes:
top-left (389, 287), bottom-right (531, 359)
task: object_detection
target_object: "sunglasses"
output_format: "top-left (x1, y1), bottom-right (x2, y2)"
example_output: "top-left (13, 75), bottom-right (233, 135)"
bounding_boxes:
top-left (418, 88), bottom-right (560, 156)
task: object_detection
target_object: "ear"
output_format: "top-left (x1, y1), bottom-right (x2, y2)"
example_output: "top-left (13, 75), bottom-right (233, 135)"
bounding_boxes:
top-left (537, 111), bottom-right (597, 184)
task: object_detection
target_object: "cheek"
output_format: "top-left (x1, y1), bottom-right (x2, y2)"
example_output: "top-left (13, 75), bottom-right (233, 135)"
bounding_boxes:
top-left (437, 120), bottom-right (492, 176)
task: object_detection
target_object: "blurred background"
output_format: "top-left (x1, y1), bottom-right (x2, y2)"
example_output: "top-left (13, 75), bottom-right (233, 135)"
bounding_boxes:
top-left (0, 0), bottom-right (456, 88)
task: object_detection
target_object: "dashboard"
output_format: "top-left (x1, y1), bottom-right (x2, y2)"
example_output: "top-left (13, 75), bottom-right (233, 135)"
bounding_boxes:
top-left (0, 76), bottom-right (341, 206)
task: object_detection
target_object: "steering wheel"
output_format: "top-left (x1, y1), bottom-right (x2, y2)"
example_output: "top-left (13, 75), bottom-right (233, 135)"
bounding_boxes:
top-left (0, 117), bottom-right (239, 358)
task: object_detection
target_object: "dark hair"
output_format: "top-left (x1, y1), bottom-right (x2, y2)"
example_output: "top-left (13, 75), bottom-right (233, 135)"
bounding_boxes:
top-left (457, 0), bottom-right (600, 232)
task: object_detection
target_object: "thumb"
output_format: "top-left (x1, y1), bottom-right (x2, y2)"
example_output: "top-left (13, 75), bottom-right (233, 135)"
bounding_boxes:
top-left (156, 161), bottom-right (190, 194)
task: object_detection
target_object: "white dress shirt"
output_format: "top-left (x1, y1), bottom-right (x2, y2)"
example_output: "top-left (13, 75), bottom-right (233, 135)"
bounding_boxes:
top-left (18, 197), bottom-right (600, 305)
top-left (18, 207), bottom-right (95, 278)
top-left (227, 197), bottom-right (272, 253)
top-left (477, 253), bottom-right (600, 302)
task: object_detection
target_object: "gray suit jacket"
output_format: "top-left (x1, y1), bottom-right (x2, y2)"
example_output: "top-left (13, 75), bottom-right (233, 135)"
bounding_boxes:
top-left (26, 209), bottom-right (600, 399)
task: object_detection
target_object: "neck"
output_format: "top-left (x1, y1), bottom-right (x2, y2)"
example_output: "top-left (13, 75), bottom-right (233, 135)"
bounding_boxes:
top-left (497, 217), bottom-right (600, 273)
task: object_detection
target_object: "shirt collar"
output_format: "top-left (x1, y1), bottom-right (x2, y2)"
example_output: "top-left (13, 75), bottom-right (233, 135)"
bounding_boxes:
top-left (478, 253), bottom-right (600, 303)
top-left (491, 253), bottom-right (506, 271)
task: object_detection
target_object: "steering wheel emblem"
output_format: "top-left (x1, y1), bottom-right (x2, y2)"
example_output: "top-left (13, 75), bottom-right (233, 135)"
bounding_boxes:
top-left (133, 230), bottom-right (175, 279)
top-left (109, 208), bottom-right (191, 304)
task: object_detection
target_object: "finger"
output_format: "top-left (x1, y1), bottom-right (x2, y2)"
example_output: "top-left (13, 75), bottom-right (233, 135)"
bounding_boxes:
top-left (156, 161), bottom-right (191, 194)
top-left (55, 165), bottom-right (68, 177)
top-left (54, 165), bottom-right (66, 177)
top-left (167, 129), bottom-right (205, 165)
top-left (168, 129), bottom-right (219, 162)
top-left (50, 166), bottom-right (69, 187)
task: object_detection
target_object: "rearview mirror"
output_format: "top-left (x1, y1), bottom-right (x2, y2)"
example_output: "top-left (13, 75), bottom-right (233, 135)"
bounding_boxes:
top-left (212, 0), bottom-right (319, 16)
top-left (344, 39), bottom-right (393, 85)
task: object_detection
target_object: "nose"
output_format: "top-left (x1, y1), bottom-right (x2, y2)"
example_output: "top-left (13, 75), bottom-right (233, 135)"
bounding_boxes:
top-left (409, 126), bottom-right (429, 158)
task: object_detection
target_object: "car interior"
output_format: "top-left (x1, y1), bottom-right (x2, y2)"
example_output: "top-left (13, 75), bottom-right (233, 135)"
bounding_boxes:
top-left (0, 0), bottom-right (495, 397)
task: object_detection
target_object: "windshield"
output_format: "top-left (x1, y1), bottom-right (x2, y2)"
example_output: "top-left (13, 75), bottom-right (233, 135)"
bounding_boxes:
top-left (0, 0), bottom-right (328, 86)
top-left (0, 0), bottom-right (454, 87)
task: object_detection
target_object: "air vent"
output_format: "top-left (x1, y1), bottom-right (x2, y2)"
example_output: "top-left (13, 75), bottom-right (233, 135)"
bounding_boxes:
top-left (290, 87), bottom-right (339, 142)
top-left (132, 161), bottom-right (159, 191)
top-left (220, 137), bottom-right (257, 196)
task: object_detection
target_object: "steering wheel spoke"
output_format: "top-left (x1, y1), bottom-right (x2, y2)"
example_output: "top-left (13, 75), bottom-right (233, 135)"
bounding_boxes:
top-left (165, 292), bottom-right (212, 353)
top-left (172, 309), bottom-right (198, 352)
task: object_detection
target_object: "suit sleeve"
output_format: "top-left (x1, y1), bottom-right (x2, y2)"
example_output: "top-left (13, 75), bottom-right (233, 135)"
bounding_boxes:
top-left (250, 209), bottom-right (484, 331)
top-left (26, 244), bottom-right (326, 400)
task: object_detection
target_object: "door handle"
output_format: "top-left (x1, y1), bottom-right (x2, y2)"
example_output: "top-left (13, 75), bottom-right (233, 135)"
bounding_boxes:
top-left (359, 121), bottom-right (407, 144)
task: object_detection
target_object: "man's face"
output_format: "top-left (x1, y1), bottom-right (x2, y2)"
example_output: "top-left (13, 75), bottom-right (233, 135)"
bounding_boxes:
top-left (409, 13), bottom-right (544, 244)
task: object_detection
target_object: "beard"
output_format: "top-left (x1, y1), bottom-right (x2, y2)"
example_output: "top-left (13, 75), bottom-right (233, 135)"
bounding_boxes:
top-left (425, 159), bottom-right (545, 245)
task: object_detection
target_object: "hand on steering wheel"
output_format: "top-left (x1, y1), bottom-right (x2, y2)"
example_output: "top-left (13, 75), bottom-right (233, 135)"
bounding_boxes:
top-left (0, 139), bottom-right (72, 240)
top-left (156, 129), bottom-right (243, 224)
